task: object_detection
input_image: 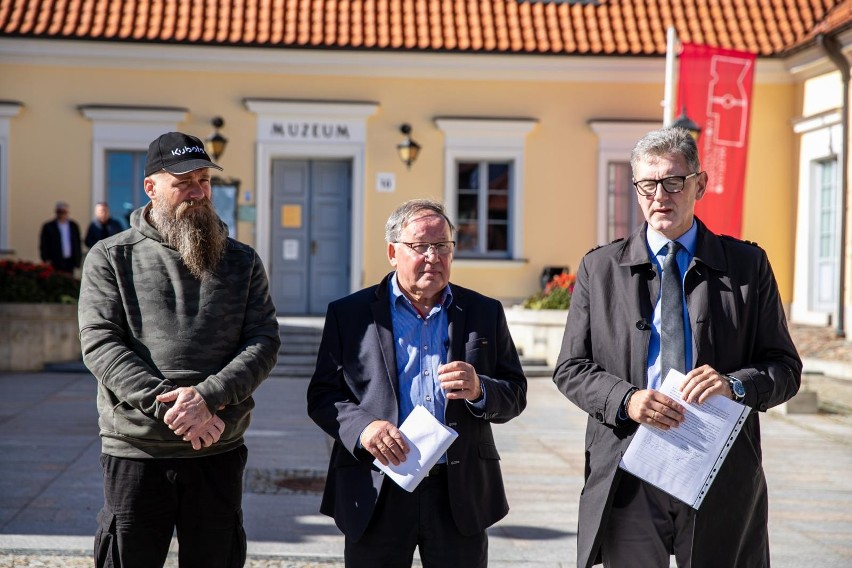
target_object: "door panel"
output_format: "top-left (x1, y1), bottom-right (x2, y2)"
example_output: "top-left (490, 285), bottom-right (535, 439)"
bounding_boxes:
top-left (310, 161), bottom-right (351, 313)
top-left (271, 159), bottom-right (351, 315)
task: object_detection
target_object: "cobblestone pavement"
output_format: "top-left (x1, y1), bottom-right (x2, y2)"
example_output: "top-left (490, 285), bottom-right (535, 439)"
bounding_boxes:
top-left (2, 322), bottom-right (850, 568)
top-left (0, 555), bottom-right (344, 567)
top-left (790, 323), bottom-right (852, 415)
top-left (790, 322), bottom-right (852, 363)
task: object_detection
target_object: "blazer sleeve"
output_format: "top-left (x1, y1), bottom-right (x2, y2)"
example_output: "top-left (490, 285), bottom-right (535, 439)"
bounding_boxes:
top-left (474, 301), bottom-right (527, 423)
top-left (306, 300), bottom-right (390, 456)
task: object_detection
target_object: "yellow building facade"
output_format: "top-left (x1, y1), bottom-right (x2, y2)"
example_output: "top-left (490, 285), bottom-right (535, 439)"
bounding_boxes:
top-left (0, 38), bottom-right (818, 314)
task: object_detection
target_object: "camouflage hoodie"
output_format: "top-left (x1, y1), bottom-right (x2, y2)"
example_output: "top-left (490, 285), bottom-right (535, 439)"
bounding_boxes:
top-left (78, 204), bottom-right (280, 459)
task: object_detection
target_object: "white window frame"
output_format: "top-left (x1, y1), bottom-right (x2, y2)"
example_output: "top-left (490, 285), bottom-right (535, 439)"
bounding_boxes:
top-left (80, 106), bottom-right (187, 205)
top-left (589, 120), bottom-right (661, 246)
top-left (0, 102), bottom-right (23, 252)
top-left (791, 109), bottom-right (843, 325)
top-left (436, 118), bottom-right (536, 264)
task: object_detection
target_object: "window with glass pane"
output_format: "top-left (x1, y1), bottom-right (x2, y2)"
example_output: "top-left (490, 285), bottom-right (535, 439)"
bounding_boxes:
top-left (106, 151), bottom-right (147, 229)
top-left (815, 158), bottom-right (838, 308)
top-left (818, 160), bottom-right (836, 258)
top-left (455, 160), bottom-right (512, 257)
top-left (607, 161), bottom-right (640, 241)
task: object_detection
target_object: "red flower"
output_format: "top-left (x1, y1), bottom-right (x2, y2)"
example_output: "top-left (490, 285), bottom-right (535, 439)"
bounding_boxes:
top-left (544, 272), bottom-right (576, 294)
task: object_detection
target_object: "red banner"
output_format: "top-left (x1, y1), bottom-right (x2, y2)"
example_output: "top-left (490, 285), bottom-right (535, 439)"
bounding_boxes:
top-left (677, 43), bottom-right (756, 238)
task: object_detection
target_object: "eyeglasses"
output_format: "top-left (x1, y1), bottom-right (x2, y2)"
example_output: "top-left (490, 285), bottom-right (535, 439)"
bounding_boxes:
top-left (396, 241), bottom-right (456, 256)
top-left (633, 173), bottom-right (700, 197)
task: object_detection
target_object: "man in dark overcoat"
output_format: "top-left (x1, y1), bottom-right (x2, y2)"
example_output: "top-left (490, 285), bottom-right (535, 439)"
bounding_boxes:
top-left (553, 127), bottom-right (801, 568)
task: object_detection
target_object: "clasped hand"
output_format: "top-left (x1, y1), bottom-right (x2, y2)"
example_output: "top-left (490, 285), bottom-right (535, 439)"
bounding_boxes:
top-left (156, 386), bottom-right (225, 450)
top-left (626, 364), bottom-right (732, 429)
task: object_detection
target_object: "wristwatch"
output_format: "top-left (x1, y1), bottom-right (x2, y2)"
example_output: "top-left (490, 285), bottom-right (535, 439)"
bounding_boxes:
top-left (726, 375), bottom-right (746, 402)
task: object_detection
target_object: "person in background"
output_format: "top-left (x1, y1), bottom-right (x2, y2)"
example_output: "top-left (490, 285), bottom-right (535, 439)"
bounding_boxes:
top-left (79, 131), bottom-right (280, 568)
top-left (307, 198), bottom-right (527, 568)
top-left (39, 200), bottom-right (81, 273)
top-left (552, 127), bottom-right (801, 568)
top-left (85, 201), bottom-right (124, 248)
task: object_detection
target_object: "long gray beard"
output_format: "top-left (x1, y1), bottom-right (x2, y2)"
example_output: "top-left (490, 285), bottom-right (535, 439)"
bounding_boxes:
top-left (149, 199), bottom-right (228, 280)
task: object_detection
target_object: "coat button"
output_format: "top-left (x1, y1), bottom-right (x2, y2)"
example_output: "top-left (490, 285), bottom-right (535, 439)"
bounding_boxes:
top-left (636, 320), bottom-right (650, 330)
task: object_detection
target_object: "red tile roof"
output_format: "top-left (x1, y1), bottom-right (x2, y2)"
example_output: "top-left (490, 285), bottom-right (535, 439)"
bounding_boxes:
top-left (0, 0), bottom-right (850, 57)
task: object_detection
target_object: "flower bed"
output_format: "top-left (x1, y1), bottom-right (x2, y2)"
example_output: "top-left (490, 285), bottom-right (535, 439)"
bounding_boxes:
top-left (0, 260), bottom-right (81, 371)
top-left (507, 272), bottom-right (576, 367)
top-left (0, 259), bottom-right (80, 303)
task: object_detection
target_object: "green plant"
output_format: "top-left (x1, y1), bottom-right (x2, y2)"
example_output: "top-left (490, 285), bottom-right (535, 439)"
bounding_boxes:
top-left (522, 272), bottom-right (575, 310)
top-left (0, 259), bottom-right (80, 303)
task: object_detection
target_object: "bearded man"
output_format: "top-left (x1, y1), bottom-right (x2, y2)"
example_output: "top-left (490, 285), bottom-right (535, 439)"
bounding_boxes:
top-left (78, 131), bottom-right (281, 568)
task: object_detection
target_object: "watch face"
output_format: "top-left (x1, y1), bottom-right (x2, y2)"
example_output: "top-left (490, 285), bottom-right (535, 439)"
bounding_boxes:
top-left (732, 379), bottom-right (746, 398)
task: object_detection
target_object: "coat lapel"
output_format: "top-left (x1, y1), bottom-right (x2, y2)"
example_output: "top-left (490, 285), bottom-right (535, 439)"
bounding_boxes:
top-left (371, 274), bottom-right (399, 399)
top-left (618, 225), bottom-right (658, 328)
top-left (446, 285), bottom-right (466, 421)
top-left (686, 219), bottom-right (728, 367)
top-left (447, 285), bottom-right (466, 363)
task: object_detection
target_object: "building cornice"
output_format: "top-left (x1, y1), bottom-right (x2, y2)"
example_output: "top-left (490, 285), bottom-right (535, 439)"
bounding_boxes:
top-left (0, 38), bottom-right (795, 84)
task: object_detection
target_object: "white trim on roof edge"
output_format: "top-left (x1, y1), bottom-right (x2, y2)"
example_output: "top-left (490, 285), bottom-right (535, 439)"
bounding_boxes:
top-left (0, 38), bottom-right (793, 84)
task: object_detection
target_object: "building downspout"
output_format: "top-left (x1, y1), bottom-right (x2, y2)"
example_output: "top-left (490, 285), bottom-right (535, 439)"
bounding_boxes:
top-left (818, 33), bottom-right (850, 338)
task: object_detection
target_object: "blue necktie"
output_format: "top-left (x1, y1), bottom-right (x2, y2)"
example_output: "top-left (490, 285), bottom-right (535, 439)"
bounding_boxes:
top-left (661, 241), bottom-right (685, 381)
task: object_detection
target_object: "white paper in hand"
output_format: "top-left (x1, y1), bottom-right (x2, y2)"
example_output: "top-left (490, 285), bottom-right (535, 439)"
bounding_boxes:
top-left (374, 405), bottom-right (459, 492)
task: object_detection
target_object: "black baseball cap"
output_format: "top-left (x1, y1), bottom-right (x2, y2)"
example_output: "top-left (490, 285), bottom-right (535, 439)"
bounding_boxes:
top-left (145, 132), bottom-right (223, 177)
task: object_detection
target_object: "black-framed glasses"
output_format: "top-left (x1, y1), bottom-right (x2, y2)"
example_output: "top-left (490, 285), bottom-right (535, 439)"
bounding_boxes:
top-left (633, 172), bottom-right (701, 197)
top-left (396, 241), bottom-right (456, 256)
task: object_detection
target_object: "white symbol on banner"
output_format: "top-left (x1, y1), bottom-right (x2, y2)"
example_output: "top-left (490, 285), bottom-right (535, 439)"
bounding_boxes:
top-left (706, 55), bottom-right (752, 148)
top-left (703, 55), bottom-right (753, 195)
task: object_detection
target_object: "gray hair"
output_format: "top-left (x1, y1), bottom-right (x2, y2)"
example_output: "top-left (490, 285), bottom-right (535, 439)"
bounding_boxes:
top-left (385, 199), bottom-right (455, 243)
top-left (630, 127), bottom-right (701, 176)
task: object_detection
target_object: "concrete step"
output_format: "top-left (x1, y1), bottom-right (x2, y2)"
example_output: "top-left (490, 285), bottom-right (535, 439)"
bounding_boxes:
top-left (269, 365), bottom-right (317, 378)
top-left (520, 356), bottom-right (553, 378)
top-left (276, 317), bottom-right (323, 379)
top-left (277, 354), bottom-right (318, 367)
top-left (522, 365), bottom-right (554, 378)
top-left (279, 342), bottom-right (322, 355)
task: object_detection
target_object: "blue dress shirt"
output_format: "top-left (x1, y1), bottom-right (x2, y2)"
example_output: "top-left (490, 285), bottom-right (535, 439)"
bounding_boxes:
top-left (389, 273), bottom-right (452, 426)
top-left (645, 221), bottom-right (697, 391)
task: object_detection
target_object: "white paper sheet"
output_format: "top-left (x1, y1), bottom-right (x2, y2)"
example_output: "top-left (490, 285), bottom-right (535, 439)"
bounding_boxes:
top-left (619, 369), bottom-right (750, 509)
top-left (374, 405), bottom-right (459, 492)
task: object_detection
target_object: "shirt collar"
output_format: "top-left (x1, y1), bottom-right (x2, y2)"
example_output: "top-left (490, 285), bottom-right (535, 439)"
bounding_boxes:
top-left (389, 272), bottom-right (453, 312)
top-left (646, 219), bottom-right (698, 258)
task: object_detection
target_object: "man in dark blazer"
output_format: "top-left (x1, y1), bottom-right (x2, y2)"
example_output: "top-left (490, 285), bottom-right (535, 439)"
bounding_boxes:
top-left (308, 199), bottom-right (527, 568)
top-left (553, 127), bottom-right (801, 568)
top-left (39, 201), bottom-right (81, 273)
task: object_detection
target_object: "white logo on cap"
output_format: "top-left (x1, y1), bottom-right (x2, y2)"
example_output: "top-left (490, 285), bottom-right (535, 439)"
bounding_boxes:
top-left (170, 145), bottom-right (205, 157)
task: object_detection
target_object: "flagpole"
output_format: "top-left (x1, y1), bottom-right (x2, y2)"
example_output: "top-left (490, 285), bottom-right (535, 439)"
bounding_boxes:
top-left (663, 26), bottom-right (677, 126)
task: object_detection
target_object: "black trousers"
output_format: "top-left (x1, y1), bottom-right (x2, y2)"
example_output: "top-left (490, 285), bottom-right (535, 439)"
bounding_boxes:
top-left (344, 464), bottom-right (488, 568)
top-left (600, 472), bottom-right (696, 568)
top-left (95, 446), bottom-right (248, 568)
